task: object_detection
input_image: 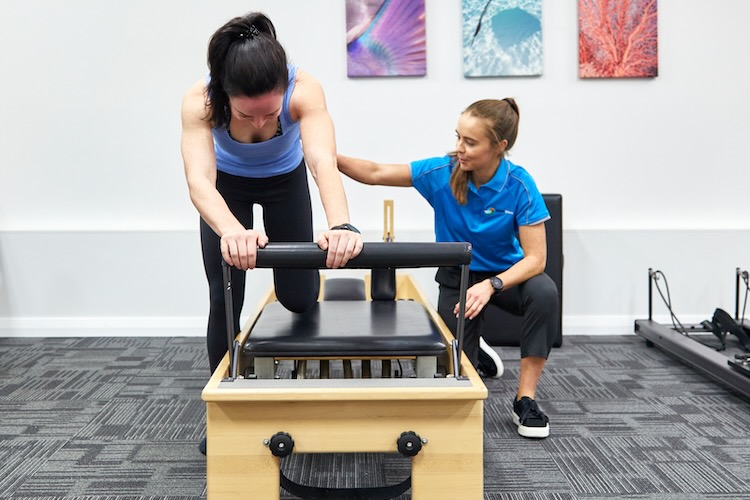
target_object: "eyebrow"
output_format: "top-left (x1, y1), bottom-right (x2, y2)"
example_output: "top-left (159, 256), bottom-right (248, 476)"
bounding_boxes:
top-left (235, 107), bottom-right (281, 118)
top-left (455, 130), bottom-right (478, 141)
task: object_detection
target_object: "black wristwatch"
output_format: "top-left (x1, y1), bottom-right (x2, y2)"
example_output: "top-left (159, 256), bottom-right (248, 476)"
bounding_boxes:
top-left (330, 223), bottom-right (360, 234)
top-left (489, 276), bottom-right (504, 292)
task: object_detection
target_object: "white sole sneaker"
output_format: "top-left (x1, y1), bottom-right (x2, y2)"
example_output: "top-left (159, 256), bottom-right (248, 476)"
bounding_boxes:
top-left (511, 410), bottom-right (550, 438)
top-left (478, 337), bottom-right (504, 378)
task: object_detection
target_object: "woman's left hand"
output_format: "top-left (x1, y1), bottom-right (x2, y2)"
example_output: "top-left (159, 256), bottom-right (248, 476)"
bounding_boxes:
top-left (316, 229), bottom-right (364, 268)
top-left (454, 280), bottom-right (494, 320)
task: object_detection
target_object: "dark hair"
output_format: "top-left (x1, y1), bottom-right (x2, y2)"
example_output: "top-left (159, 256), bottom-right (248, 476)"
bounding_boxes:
top-left (450, 98), bottom-right (520, 204)
top-left (205, 12), bottom-right (289, 129)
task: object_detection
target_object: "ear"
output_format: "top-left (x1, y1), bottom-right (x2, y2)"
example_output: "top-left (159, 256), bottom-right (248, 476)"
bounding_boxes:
top-left (496, 139), bottom-right (509, 155)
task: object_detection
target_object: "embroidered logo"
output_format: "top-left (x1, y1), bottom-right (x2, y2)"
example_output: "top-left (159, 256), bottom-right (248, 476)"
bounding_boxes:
top-left (484, 208), bottom-right (514, 215)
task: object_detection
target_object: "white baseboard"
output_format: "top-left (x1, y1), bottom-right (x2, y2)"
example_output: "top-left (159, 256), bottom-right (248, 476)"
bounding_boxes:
top-left (0, 316), bottom-right (206, 338)
top-left (1, 314), bottom-right (707, 338)
top-left (562, 314), bottom-right (709, 336)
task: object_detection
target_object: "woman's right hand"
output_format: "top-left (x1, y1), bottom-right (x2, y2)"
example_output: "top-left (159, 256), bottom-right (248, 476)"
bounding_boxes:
top-left (220, 229), bottom-right (269, 270)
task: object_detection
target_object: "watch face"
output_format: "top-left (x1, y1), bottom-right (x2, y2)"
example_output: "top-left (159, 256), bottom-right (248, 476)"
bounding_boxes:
top-left (490, 277), bottom-right (504, 291)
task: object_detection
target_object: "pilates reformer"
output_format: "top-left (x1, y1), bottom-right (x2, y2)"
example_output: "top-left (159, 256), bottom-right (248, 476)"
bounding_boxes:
top-left (634, 267), bottom-right (750, 401)
top-left (201, 241), bottom-right (488, 499)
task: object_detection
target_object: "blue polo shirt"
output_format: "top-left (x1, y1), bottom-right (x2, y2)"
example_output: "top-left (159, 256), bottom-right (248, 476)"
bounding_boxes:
top-left (410, 155), bottom-right (549, 272)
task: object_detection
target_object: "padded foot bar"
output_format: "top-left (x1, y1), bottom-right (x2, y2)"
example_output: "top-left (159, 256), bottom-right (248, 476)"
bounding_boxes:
top-left (254, 242), bottom-right (471, 269)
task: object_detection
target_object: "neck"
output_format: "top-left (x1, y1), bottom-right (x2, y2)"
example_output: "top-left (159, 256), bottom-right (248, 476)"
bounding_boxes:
top-left (471, 158), bottom-right (502, 187)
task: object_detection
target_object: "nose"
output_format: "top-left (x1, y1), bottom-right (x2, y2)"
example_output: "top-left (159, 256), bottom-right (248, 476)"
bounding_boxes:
top-left (251, 117), bottom-right (267, 129)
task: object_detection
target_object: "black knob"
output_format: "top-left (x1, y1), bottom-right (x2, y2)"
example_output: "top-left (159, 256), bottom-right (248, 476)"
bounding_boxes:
top-left (269, 432), bottom-right (294, 457)
top-left (396, 431), bottom-right (423, 457)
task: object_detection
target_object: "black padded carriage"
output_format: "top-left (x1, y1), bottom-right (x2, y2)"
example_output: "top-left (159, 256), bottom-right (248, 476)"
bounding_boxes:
top-left (245, 301), bottom-right (446, 357)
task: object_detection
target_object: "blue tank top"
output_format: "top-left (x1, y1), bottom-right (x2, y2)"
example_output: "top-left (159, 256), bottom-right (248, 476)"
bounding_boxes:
top-left (211, 65), bottom-right (303, 178)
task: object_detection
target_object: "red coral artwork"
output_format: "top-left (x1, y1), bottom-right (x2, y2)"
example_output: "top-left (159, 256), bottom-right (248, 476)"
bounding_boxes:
top-left (578, 0), bottom-right (658, 78)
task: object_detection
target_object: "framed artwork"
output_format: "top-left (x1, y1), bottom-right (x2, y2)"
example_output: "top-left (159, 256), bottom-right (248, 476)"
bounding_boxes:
top-left (346, 0), bottom-right (427, 77)
top-left (578, 0), bottom-right (658, 78)
top-left (462, 0), bottom-right (543, 77)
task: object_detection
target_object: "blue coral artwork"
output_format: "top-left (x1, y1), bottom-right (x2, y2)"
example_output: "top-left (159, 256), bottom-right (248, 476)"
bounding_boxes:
top-left (463, 0), bottom-right (543, 77)
top-left (346, 0), bottom-right (427, 77)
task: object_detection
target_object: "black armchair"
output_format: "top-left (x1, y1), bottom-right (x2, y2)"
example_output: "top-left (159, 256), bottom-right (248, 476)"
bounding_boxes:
top-left (482, 193), bottom-right (563, 347)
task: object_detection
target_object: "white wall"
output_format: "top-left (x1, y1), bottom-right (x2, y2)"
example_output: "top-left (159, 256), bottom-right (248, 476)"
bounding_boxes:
top-left (1, 0), bottom-right (749, 337)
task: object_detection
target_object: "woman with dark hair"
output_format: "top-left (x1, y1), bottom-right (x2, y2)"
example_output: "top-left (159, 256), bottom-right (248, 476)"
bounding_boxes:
top-left (337, 98), bottom-right (559, 439)
top-left (181, 12), bottom-right (363, 453)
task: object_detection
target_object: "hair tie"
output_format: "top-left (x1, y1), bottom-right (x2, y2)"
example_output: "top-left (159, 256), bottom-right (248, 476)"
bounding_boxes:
top-left (238, 25), bottom-right (260, 40)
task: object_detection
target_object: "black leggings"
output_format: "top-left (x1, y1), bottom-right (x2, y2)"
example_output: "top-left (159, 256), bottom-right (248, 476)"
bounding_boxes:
top-left (435, 267), bottom-right (559, 367)
top-left (200, 161), bottom-right (320, 373)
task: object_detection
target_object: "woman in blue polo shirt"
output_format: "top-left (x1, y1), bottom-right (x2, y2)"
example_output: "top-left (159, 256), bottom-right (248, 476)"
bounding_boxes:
top-left (337, 98), bottom-right (558, 439)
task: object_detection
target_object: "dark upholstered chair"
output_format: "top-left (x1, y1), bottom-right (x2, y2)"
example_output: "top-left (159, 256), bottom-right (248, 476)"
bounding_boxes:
top-left (482, 193), bottom-right (563, 347)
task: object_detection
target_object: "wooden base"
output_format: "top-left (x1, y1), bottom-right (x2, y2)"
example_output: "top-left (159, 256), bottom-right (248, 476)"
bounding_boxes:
top-left (202, 273), bottom-right (488, 499)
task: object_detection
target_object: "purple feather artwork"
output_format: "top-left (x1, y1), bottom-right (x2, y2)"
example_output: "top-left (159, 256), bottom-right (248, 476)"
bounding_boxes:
top-left (346, 0), bottom-right (427, 77)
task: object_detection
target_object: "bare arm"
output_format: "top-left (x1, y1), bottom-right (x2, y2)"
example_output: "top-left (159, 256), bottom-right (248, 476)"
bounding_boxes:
top-left (460, 222), bottom-right (548, 319)
top-left (180, 79), bottom-right (268, 270)
top-left (498, 222), bottom-right (547, 285)
top-left (290, 70), bottom-right (362, 268)
top-left (336, 155), bottom-right (413, 187)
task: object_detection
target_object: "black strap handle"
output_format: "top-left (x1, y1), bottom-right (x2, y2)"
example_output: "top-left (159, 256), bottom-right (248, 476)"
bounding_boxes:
top-left (280, 470), bottom-right (410, 500)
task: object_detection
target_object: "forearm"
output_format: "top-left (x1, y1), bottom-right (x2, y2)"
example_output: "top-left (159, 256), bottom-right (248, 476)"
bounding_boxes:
top-left (187, 177), bottom-right (245, 236)
top-left (337, 154), bottom-right (379, 185)
top-left (309, 158), bottom-right (353, 227)
top-left (337, 154), bottom-right (413, 187)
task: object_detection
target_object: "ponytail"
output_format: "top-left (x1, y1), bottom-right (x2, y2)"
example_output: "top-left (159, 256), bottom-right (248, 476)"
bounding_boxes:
top-left (449, 163), bottom-right (471, 205)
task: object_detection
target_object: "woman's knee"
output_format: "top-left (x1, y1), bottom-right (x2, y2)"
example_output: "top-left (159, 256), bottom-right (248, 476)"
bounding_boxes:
top-left (274, 270), bottom-right (320, 313)
top-left (525, 274), bottom-right (559, 315)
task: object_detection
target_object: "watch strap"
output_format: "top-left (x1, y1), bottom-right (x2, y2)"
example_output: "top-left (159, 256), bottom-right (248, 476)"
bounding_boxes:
top-left (330, 223), bottom-right (360, 234)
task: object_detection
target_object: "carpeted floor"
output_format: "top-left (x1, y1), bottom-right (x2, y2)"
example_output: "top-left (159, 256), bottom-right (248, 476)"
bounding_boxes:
top-left (1, 334), bottom-right (749, 499)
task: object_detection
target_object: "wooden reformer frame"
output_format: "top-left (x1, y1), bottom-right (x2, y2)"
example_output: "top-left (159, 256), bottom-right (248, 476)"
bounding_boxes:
top-left (201, 241), bottom-right (488, 499)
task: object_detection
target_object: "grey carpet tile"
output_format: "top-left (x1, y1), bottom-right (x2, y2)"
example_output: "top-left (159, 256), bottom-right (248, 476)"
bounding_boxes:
top-left (1, 335), bottom-right (750, 499)
top-left (13, 441), bottom-right (206, 498)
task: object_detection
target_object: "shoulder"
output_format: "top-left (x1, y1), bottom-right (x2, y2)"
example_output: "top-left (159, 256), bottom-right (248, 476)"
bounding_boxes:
top-left (291, 68), bottom-right (324, 102)
top-left (289, 68), bottom-right (326, 120)
top-left (505, 158), bottom-right (529, 177)
top-left (411, 155), bottom-right (454, 178)
top-left (181, 79), bottom-right (210, 124)
top-left (506, 159), bottom-right (539, 187)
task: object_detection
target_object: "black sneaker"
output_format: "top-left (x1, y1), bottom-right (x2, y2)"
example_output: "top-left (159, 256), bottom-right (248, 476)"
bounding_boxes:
top-left (478, 337), bottom-right (504, 378)
top-left (511, 396), bottom-right (550, 438)
top-left (199, 437), bottom-right (207, 456)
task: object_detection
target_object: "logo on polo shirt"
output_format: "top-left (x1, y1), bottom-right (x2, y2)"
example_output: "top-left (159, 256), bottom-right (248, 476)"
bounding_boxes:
top-left (484, 208), bottom-right (514, 215)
